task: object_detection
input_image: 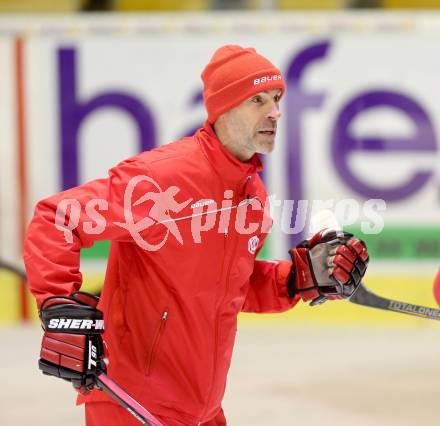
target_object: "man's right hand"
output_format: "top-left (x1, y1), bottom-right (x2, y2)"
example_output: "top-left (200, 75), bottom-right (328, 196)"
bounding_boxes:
top-left (39, 291), bottom-right (106, 393)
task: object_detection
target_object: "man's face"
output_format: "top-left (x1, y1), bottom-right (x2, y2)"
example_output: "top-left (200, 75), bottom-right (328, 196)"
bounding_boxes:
top-left (217, 89), bottom-right (282, 160)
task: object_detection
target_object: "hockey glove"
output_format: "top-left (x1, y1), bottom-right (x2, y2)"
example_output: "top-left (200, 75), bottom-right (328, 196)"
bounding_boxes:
top-left (288, 229), bottom-right (369, 306)
top-left (39, 291), bottom-right (106, 393)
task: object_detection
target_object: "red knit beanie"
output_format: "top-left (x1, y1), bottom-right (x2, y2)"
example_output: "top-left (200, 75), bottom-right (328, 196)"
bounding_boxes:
top-left (201, 45), bottom-right (286, 123)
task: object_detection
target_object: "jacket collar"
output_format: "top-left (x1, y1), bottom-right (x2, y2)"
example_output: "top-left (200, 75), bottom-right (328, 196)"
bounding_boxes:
top-left (196, 121), bottom-right (263, 186)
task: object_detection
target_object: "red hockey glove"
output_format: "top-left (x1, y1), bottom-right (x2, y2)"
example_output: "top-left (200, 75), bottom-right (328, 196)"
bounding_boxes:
top-left (288, 229), bottom-right (369, 306)
top-left (39, 291), bottom-right (106, 393)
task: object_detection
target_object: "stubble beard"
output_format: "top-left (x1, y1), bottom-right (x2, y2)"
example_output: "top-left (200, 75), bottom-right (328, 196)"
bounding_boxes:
top-left (253, 132), bottom-right (275, 155)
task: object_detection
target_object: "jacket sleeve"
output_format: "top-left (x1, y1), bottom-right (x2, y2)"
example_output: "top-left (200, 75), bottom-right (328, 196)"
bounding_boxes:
top-left (241, 239), bottom-right (301, 314)
top-left (23, 157), bottom-right (155, 307)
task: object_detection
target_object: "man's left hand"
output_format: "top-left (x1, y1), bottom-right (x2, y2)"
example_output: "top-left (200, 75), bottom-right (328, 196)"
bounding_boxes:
top-left (288, 229), bottom-right (369, 305)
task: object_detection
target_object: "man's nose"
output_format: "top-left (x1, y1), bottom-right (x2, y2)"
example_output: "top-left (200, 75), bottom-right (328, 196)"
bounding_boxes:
top-left (266, 103), bottom-right (281, 121)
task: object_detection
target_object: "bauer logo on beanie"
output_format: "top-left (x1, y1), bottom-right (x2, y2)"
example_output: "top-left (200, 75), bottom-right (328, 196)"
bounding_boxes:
top-left (201, 45), bottom-right (286, 123)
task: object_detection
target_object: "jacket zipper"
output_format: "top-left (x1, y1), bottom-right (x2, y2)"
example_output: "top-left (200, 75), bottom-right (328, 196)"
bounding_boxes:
top-left (146, 310), bottom-right (168, 376)
top-left (202, 187), bottom-right (248, 419)
top-left (201, 177), bottom-right (254, 421)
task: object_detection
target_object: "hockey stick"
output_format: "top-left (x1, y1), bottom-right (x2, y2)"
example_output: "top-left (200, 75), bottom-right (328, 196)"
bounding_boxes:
top-left (96, 371), bottom-right (164, 426)
top-left (349, 283), bottom-right (440, 321)
top-left (0, 260), bottom-right (26, 279)
top-left (310, 210), bottom-right (440, 322)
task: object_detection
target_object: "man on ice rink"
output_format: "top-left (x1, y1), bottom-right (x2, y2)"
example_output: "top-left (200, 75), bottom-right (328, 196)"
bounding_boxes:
top-left (24, 45), bottom-right (369, 425)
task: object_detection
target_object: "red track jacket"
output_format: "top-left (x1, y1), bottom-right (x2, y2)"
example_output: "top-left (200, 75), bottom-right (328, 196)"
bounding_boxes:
top-left (24, 122), bottom-right (300, 425)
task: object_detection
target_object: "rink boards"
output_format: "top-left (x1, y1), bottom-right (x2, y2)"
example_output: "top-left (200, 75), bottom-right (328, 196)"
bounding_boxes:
top-left (1, 270), bottom-right (437, 325)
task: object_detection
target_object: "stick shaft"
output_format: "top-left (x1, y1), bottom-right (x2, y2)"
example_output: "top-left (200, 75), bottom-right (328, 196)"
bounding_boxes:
top-left (349, 283), bottom-right (440, 321)
top-left (96, 372), bottom-right (163, 426)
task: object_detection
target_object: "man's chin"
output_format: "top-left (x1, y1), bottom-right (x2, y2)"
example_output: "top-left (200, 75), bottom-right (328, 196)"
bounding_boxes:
top-left (256, 140), bottom-right (275, 155)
